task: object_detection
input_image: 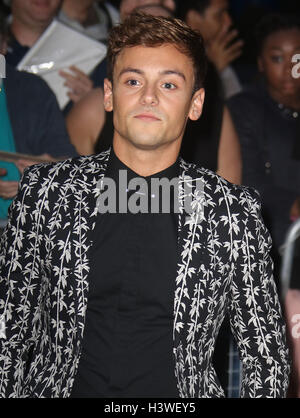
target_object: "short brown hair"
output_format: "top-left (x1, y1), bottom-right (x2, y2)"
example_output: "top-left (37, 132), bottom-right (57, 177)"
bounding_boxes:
top-left (107, 12), bottom-right (207, 92)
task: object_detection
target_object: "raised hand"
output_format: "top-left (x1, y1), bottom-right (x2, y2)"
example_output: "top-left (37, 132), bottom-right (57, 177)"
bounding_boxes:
top-left (206, 25), bottom-right (244, 72)
top-left (59, 65), bottom-right (94, 103)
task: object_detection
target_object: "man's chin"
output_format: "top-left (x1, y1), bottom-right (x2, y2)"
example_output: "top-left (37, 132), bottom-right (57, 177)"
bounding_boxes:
top-left (128, 139), bottom-right (166, 151)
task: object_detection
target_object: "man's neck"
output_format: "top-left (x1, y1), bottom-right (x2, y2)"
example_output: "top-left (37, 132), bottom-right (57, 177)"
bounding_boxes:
top-left (11, 18), bottom-right (48, 47)
top-left (61, 0), bottom-right (95, 25)
top-left (112, 138), bottom-right (181, 177)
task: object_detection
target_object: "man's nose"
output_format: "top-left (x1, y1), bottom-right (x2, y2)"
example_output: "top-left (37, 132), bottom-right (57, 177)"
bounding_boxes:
top-left (140, 83), bottom-right (159, 106)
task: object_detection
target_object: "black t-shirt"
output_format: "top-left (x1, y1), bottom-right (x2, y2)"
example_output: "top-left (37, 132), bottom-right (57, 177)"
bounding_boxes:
top-left (71, 149), bottom-right (180, 397)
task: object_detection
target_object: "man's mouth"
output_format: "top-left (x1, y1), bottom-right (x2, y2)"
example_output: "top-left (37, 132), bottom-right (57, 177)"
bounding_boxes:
top-left (134, 113), bottom-right (161, 122)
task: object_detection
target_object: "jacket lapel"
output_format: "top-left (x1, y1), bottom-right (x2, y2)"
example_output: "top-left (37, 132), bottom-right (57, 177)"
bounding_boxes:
top-left (174, 160), bottom-right (208, 335)
top-left (173, 160), bottom-right (209, 395)
top-left (70, 149), bottom-right (111, 336)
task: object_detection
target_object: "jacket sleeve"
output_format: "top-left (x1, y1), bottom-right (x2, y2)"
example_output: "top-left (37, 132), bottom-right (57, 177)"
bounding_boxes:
top-left (0, 167), bottom-right (41, 398)
top-left (228, 187), bottom-right (291, 398)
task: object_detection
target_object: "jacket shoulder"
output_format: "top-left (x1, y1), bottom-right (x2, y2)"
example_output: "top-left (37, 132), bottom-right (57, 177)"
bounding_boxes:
top-left (22, 150), bottom-right (110, 185)
top-left (181, 158), bottom-right (261, 210)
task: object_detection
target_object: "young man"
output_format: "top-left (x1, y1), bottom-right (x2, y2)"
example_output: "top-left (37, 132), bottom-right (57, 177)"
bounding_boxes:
top-left (0, 13), bottom-right (290, 398)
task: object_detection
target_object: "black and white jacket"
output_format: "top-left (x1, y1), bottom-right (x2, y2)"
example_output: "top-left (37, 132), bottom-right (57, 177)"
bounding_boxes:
top-left (0, 149), bottom-right (290, 398)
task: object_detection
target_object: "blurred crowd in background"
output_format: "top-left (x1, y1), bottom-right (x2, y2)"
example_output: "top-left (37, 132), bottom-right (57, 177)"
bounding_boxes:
top-left (0, 0), bottom-right (300, 398)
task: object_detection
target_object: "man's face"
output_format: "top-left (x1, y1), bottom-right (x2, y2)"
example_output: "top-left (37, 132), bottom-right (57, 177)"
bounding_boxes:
top-left (188, 0), bottom-right (232, 42)
top-left (104, 44), bottom-right (204, 152)
top-left (120, 0), bottom-right (176, 20)
top-left (11, 0), bottom-right (61, 26)
top-left (258, 29), bottom-right (300, 99)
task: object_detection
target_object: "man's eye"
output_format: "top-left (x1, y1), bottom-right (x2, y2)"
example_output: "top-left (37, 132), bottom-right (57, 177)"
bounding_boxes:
top-left (162, 82), bottom-right (176, 89)
top-left (126, 79), bottom-right (140, 86)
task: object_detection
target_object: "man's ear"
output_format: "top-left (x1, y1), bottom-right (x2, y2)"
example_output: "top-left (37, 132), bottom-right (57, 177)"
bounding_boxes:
top-left (103, 78), bottom-right (113, 112)
top-left (188, 88), bottom-right (205, 121)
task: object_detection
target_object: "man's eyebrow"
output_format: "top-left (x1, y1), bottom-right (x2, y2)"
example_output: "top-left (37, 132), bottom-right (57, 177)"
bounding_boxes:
top-left (118, 68), bottom-right (186, 81)
top-left (160, 70), bottom-right (186, 81)
top-left (118, 67), bottom-right (144, 77)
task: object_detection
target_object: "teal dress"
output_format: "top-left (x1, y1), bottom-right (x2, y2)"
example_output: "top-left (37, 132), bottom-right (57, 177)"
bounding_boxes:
top-left (0, 80), bottom-right (20, 221)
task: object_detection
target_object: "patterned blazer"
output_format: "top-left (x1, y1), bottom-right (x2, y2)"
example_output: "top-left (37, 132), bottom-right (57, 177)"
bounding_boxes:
top-left (0, 149), bottom-right (290, 398)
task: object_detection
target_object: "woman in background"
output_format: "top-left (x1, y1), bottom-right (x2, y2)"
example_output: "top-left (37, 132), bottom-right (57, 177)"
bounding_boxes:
top-left (228, 13), bottom-right (300, 397)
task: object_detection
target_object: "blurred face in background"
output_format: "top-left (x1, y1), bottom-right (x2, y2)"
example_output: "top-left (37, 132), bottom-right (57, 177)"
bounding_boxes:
top-left (134, 5), bottom-right (173, 17)
top-left (258, 28), bottom-right (300, 103)
top-left (186, 0), bottom-right (232, 42)
top-left (11, 0), bottom-right (61, 27)
top-left (120, 0), bottom-right (175, 20)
